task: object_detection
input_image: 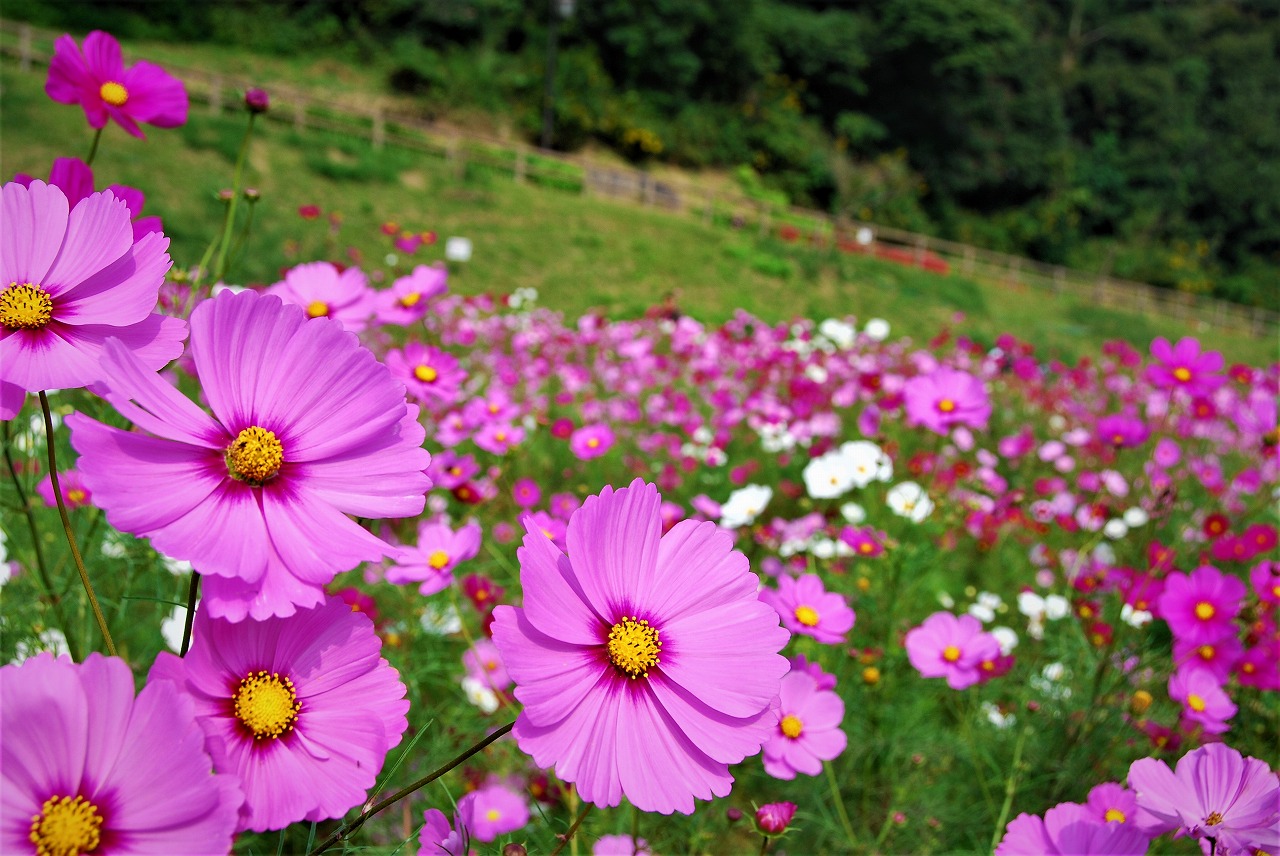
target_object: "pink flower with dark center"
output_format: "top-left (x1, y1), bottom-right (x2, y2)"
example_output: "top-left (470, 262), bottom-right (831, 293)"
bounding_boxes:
top-left (46, 30), bottom-right (188, 138)
top-left (839, 525), bottom-right (886, 558)
top-left (149, 596), bottom-right (410, 832)
top-left (268, 261), bottom-right (376, 332)
top-left (1168, 668), bottom-right (1236, 734)
top-left (762, 670), bottom-right (847, 780)
top-left (68, 289), bottom-right (430, 621)
top-left (386, 343), bottom-right (466, 407)
top-left (386, 519), bottom-right (482, 596)
top-left (1172, 635), bottom-right (1242, 684)
top-left (0, 653), bottom-right (242, 854)
top-left (491, 479), bottom-right (789, 814)
top-left (0, 180), bottom-right (185, 419)
top-left (1095, 412), bottom-right (1149, 449)
top-left (1128, 742), bottom-right (1279, 853)
top-left (1157, 565), bottom-right (1245, 646)
top-left (759, 573), bottom-right (855, 645)
top-left (569, 423), bottom-right (615, 460)
top-left (512, 477), bottom-right (542, 508)
top-left (903, 366), bottom-right (992, 435)
top-left (1145, 337), bottom-right (1225, 397)
top-left (905, 611), bottom-right (1002, 690)
top-left (375, 263), bottom-right (447, 327)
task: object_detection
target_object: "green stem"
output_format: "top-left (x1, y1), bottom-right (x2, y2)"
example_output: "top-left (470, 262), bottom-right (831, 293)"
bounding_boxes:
top-left (308, 719), bottom-right (515, 855)
top-left (825, 760), bottom-right (858, 850)
top-left (990, 726), bottom-right (1031, 852)
top-left (84, 127), bottom-right (104, 167)
top-left (39, 394), bottom-right (115, 655)
top-left (549, 802), bottom-right (594, 856)
top-left (2, 419), bottom-right (80, 659)
top-left (211, 113), bottom-right (257, 282)
top-left (180, 570), bottom-right (201, 656)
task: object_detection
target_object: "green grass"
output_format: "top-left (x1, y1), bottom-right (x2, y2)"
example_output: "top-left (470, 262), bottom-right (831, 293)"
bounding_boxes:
top-left (1, 55), bottom-right (1275, 366)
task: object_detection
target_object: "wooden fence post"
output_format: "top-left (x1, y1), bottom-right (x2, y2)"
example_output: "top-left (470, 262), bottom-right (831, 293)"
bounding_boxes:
top-left (18, 24), bottom-right (32, 71)
top-left (913, 235), bottom-right (927, 268)
top-left (758, 204), bottom-right (771, 237)
top-left (293, 99), bottom-right (306, 132)
top-left (963, 245), bottom-right (976, 278)
top-left (371, 108), bottom-right (385, 149)
top-left (1053, 266), bottom-right (1066, 296)
top-left (704, 191), bottom-right (715, 225)
top-left (208, 75), bottom-right (222, 116)
top-left (1008, 257), bottom-right (1021, 287)
top-left (514, 149), bottom-right (527, 183)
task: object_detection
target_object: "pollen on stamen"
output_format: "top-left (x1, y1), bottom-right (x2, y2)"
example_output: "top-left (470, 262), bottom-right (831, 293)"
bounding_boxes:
top-left (226, 426), bottom-right (285, 486)
top-left (607, 616), bottom-right (662, 679)
top-left (234, 670), bottom-right (302, 739)
top-left (306, 300), bottom-right (330, 318)
top-left (936, 398), bottom-right (957, 413)
top-left (30, 794), bottom-right (104, 856)
top-left (414, 365), bottom-right (438, 383)
top-left (399, 292), bottom-right (422, 308)
top-left (99, 81), bottom-right (128, 106)
top-left (0, 282), bottom-right (54, 331)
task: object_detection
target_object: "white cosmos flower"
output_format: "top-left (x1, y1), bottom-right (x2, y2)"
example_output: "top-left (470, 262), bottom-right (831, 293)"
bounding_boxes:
top-left (1123, 507), bottom-right (1149, 528)
top-left (990, 626), bottom-right (1019, 655)
top-left (719, 484), bottom-right (773, 528)
top-left (462, 676), bottom-right (500, 714)
top-left (841, 440), bottom-right (893, 487)
top-left (887, 481), bottom-right (933, 522)
top-left (839, 502), bottom-right (867, 523)
top-left (864, 318), bottom-right (891, 342)
top-left (818, 318), bottom-right (857, 349)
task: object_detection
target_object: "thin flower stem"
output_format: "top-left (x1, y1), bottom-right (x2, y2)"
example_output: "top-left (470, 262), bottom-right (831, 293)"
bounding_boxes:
top-left (179, 570), bottom-right (201, 656)
top-left (825, 760), bottom-right (858, 849)
top-left (212, 113), bottom-right (256, 283)
top-left (39, 393), bottom-right (115, 655)
top-left (308, 719), bottom-right (515, 855)
top-left (758, 836), bottom-right (770, 856)
top-left (2, 419), bottom-right (80, 659)
top-left (548, 802), bottom-right (594, 856)
top-left (84, 127), bottom-right (104, 167)
top-left (989, 725), bottom-right (1031, 852)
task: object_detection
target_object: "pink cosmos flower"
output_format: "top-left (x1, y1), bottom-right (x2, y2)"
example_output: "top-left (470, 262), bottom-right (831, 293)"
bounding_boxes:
top-left (1128, 742), bottom-right (1279, 854)
top-left (569, 423), bottom-right (616, 460)
top-left (594, 834), bottom-right (652, 855)
top-left (512, 477), bottom-right (542, 508)
top-left (1096, 412), bottom-right (1149, 449)
top-left (375, 263), bottom-right (447, 327)
top-left (759, 573), bottom-right (856, 645)
top-left (1145, 337), bottom-right (1225, 397)
top-left (902, 366), bottom-right (992, 435)
top-left (1, 180), bottom-right (185, 419)
top-left (418, 807), bottom-right (469, 856)
top-left (1083, 782), bottom-right (1139, 825)
top-left (1157, 565), bottom-right (1245, 646)
top-left (385, 342), bottom-right (466, 406)
top-left (386, 519), bottom-right (482, 596)
top-left (0, 653), bottom-right (242, 854)
top-left (34, 467), bottom-right (92, 509)
top-left (755, 801), bottom-right (798, 834)
top-left (14, 157), bottom-right (161, 240)
top-left (458, 784), bottom-right (529, 843)
top-left (1167, 668), bottom-right (1236, 735)
top-left (46, 30), bottom-right (188, 138)
top-left (905, 611), bottom-right (1002, 690)
top-left (268, 261), bottom-right (377, 332)
top-left (474, 421), bottom-right (524, 455)
top-left (1251, 560), bottom-right (1280, 605)
top-left (762, 669), bottom-right (847, 780)
top-left (68, 289), bottom-right (431, 621)
top-left (1172, 635), bottom-right (1243, 684)
top-left (839, 525), bottom-right (886, 558)
top-left (492, 479), bottom-right (790, 814)
top-left (996, 802), bottom-right (1151, 855)
top-left (149, 596), bottom-right (410, 832)
top-left (462, 637), bottom-right (511, 691)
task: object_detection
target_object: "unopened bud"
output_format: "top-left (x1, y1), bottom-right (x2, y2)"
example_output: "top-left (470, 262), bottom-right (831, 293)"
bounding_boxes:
top-left (243, 187), bottom-right (261, 202)
top-left (726, 807), bottom-right (743, 822)
top-left (755, 802), bottom-right (797, 835)
top-left (862, 666), bottom-right (881, 686)
top-left (216, 188), bottom-right (235, 202)
top-left (1130, 690), bottom-right (1153, 716)
top-left (244, 87), bottom-right (270, 114)
top-left (501, 844), bottom-right (527, 856)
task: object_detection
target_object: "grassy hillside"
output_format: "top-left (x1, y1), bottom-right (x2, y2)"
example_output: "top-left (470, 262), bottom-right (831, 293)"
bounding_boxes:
top-left (1, 53), bottom-right (1274, 366)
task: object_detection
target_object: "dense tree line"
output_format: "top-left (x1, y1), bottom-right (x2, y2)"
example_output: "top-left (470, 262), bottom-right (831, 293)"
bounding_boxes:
top-left (16, 0), bottom-right (1279, 307)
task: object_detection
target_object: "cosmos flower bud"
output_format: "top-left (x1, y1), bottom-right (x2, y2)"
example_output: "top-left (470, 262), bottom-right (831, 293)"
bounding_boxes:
top-left (1130, 689), bottom-right (1153, 716)
top-left (756, 801), bottom-right (797, 835)
top-left (244, 87), bottom-right (270, 114)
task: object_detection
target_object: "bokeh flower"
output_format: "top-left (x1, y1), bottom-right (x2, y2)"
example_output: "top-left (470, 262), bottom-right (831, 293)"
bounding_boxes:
top-left (268, 260), bottom-right (376, 332)
top-left (149, 596), bottom-right (410, 832)
top-left (69, 289), bottom-right (430, 621)
top-left (0, 653), bottom-right (242, 853)
top-left (903, 366), bottom-right (991, 434)
top-left (762, 669), bottom-right (847, 779)
top-left (458, 783), bottom-right (529, 843)
top-left (492, 479), bottom-right (789, 814)
top-left (905, 611), bottom-right (1001, 690)
top-left (760, 573), bottom-right (855, 644)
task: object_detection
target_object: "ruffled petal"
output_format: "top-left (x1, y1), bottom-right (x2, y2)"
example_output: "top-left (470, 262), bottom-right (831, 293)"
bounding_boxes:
top-left (565, 479), bottom-right (661, 615)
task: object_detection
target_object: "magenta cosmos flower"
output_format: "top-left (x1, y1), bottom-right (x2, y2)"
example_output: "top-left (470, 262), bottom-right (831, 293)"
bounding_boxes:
top-left (1145, 337), bottom-right (1225, 397)
top-left (759, 573), bottom-right (855, 645)
top-left (996, 802), bottom-right (1151, 855)
top-left (14, 157), bottom-right (162, 240)
top-left (385, 342), bottom-right (466, 406)
top-left (385, 518), bottom-right (482, 595)
top-left (492, 479), bottom-right (790, 814)
top-left (419, 807), bottom-right (469, 856)
top-left (902, 366), bottom-right (992, 435)
top-left (68, 289), bottom-right (431, 621)
top-left (1157, 565), bottom-right (1245, 646)
top-left (1128, 742), bottom-right (1279, 854)
top-left (761, 669), bottom-right (847, 780)
top-left (46, 30), bottom-right (188, 138)
top-left (905, 611), bottom-right (1001, 690)
top-left (0, 180), bottom-right (184, 419)
top-left (569, 423), bottom-right (615, 460)
top-left (1, 653), bottom-right (242, 854)
top-left (457, 784), bottom-right (529, 843)
top-left (268, 261), bottom-right (377, 332)
top-left (375, 263), bottom-right (447, 327)
top-left (148, 596), bottom-right (410, 832)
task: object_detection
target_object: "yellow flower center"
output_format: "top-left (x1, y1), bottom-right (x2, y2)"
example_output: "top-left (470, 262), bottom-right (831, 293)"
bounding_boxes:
top-left (1242, 661), bottom-right (1255, 674)
top-left (780, 714), bottom-right (804, 739)
top-left (226, 426), bottom-right (284, 486)
top-left (0, 282), bottom-right (54, 330)
top-left (427, 550), bottom-right (450, 570)
top-left (1205, 811), bottom-right (1223, 826)
top-left (399, 292), bottom-right (422, 307)
top-left (1198, 645), bottom-right (1215, 661)
top-left (67, 489), bottom-right (86, 504)
top-left (1104, 808), bottom-right (1126, 823)
top-left (607, 616), bottom-right (661, 679)
top-left (858, 542), bottom-right (874, 554)
top-left (1272, 584), bottom-right (1280, 599)
top-left (1186, 693), bottom-right (1206, 712)
top-left (937, 398), bottom-right (956, 413)
top-left (587, 437), bottom-right (600, 448)
top-left (98, 81), bottom-right (128, 106)
top-left (485, 809), bottom-right (500, 822)
top-left (942, 645), bottom-right (961, 663)
top-left (29, 794), bottom-right (103, 856)
top-left (794, 605), bottom-right (820, 627)
top-left (306, 300), bottom-right (330, 318)
top-left (414, 365), bottom-right (438, 383)
top-left (1194, 602), bottom-right (1215, 621)
top-left (1173, 367), bottom-right (1192, 383)
top-left (862, 666), bottom-right (881, 685)
top-left (234, 670), bottom-right (301, 739)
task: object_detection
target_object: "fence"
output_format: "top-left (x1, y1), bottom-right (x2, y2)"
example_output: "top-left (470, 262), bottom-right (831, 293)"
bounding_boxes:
top-left (4, 20), bottom-right (1276, 337)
